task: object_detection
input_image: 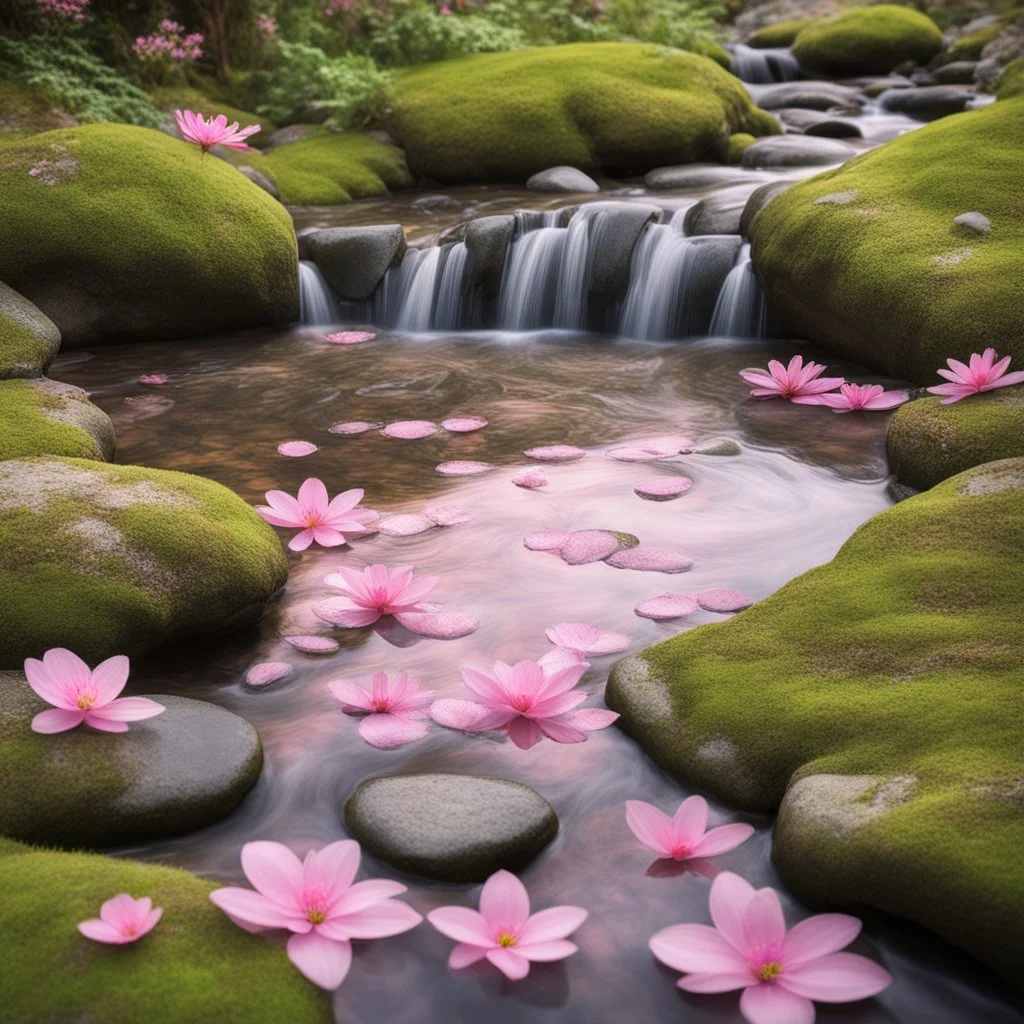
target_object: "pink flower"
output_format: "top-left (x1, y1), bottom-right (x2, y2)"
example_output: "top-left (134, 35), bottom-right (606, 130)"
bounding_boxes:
top-left (327, 670), bottom-right (435, 748)
top-left (255, 478), bottom-right (370, 552)
top-left (25, 648), bottom-right (164, 735)
top-left (430, 657), bottom-right (619, 749)
top-left (626, 796), bottom-right (753, 861)
top-left (78, 894), bottom-right (162, 944)
top-left (440, 3), bottom-right (452, 12)
top-left (793, 382), bottom-right (909, 412)
top-left (428, 869), bottom-right (587, 980)
top-left (926, 347), bottom-right (1024, 404)
top-left (545, 621), bottom-right (630, 658)
top-left (739, 356), bottom-right (845, 400)
top-left (210, 840), bottom-right (422, 990)
top-left (320, 564), bottom-right (438, 626)
top-left (650, 872), bottom-right (892, 1024)
top-left (174, 110), bottom-right (261, 153)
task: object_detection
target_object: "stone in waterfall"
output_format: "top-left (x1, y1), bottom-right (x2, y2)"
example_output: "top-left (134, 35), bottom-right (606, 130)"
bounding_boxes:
top-left (465, 214), bottom-right (515, 301)
top-left (754, 80), bottom-right (866, 112)
top-left (0, 684), bottom-right (262, 848)
top-left (0, 282), bottom-right (60, 380)
top-left (684, 185), bottom-right (760, 236)
top-left (606, 458), bottom-right (1024, 984)
top-left (739, 181), bottom-right (793, 236)
top-left (586, 203), bottom-right (660, 297)
top-left (307, 224), bottom-right (407, 302)
top-left (345, 773), bottom-right (558, 882)
top-left (526, 166), bottom-right (600, 193)
top-left (774, 108), bottom-right (863, 138)
top-left (681, 235), bottom-right (743, 334)
top-left (880, 85), bottom-right (976, 121)
top-left (0, 378), bottom-right (115, 461)
top-left (742, 135), bottom-right (857, 168)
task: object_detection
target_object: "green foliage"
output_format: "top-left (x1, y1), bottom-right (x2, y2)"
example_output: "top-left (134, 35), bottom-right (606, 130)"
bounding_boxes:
top-left (607, 0), bottom-right (726, 54)
top-left (473, 0), bottom-right (616, 46)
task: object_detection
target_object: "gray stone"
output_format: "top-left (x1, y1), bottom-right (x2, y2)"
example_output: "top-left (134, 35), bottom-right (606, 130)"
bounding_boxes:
top-left (880, 85), bottom-right (975, 121)
top-left (0, 681), bottom-right (262, 848)
top-left (0, 281), bottom-right (61, 380)
top-left (742, 135), bottom-right (857, 168)
top-left (264, 124), bottom-right (316, 150)
top-left (15, 378), bottom-right (115, 460)
top-left (526, 166), bottom-right (600, 193)
top-left (933, 60), bottom-right (979, 85)
top-left (775, 108), bottom-right (863, 138)
top-left (954, 211), bottom-right (991, 234)
top-left (587, 203), bottom-right (660, 296)
top-left (309, 224), bottom-right (407, 302)
top-left (755, 80), bottom-right (866, 112)
top-left (679, 236), bottom-right (743, 335)
top-left (740, 181), bottom-right (794, 236)
top-left (685, 185), bottom-right (761, 236)
top-left (345, 773), bottom-right (558, 882)
top-left (238, 165), bottom-right (280, 200)
top-left (910, 70), bottom-right (937, 86)
top-left (861, 75), bottom-right (914, 97)
top-left (465, 214), bottom-right (515, 301)
top-left (693, 438), bottom-right (742, 456)
top-left (643, 164), bottom-right (758, 190)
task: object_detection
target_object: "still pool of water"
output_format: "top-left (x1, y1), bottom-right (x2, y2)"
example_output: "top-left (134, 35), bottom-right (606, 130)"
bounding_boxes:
top-left (52, 331), bottom-right (1022, 1024)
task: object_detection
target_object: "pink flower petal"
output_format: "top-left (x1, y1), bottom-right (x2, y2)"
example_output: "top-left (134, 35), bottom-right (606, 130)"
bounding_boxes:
top-left (283, 635), bottom-right (340, 654)
top-left (626, 800), bottom-right (675, 857)
top-left (245, 662), bottom-right (293, 688)
top-left (606, 547), bottom-right (694, 573)
top-left (424, 504), bottom-right (471, 526)
top-left (563, 707), bottom-right (619, 731)
top-left (377, 513), bottom-right (436, 536)
top-left (326, 331), bottom-right (376, 345)
top-left (649, 923), bottom-right (748, 974)
top-left (480, 869), bottom-right (531, 934)
top-left (442, 416), bottom-right (488, 432)
top-left (381, 420), bottom-right (439, 439)
top-left (357, 713), bottom-right (430, 749)
top-left (561, 530), bottom-right (628, 565)
top-left (329, 421), bottom-right (382, 435)
top-left (486, 947), bottom-right (530, 979)
top-left (436, 461), bottom-right (492, 476)
top-left (740, 984), bottom-right (815, 1024)
top-left (286, 931), bottom-right (352, 990)
top-left (545, 622), bottom-right (630, 654)
top-left (635, 593), bottom-right (699, 620)
top-left (427, 906), bottom-right (493, 946)
top-left (430, 698), bottom-right (515, 732)
top-left (518, 906), bottom-right (588, 945)
top-left (782, 914), bottom-right (862, 968)
top-left (635, 476), bottom-right (693, 500)
top-left (31, 708), bottom-right (85, 733)
top-left (781, 952), bottom-right (893, 1002)
top-left (523, 529), bottom-right (569, 551)
top-left (512, 469), bottom-right (548, 489)
top-left (86, 697), bottom-right (164, 723)
top-left (515, 939), bottom-right (579, 962)
top-left (689, 823), bottom-right (756, 858)
top-left (695, 589), bottom-right (753, 613)
top-left (277, 441), bottom-right (318, 458)
top-left (524, 445), bottom-right (586, 462)
top-left (313, 597), bottom-right (383, 628)
top-left (394, 610), bottom-right (479, 639)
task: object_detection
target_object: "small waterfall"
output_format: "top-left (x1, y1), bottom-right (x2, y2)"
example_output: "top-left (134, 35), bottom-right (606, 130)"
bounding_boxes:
top-left (433, 242), bottom-right (469, 331)
top-left (497, 227), bottom-right (568, 330)
top-left (394, 247), bottom-right (444, 331)
top-left (709, 244), bottom-right (766, 338)
top-left (730, 44), bottom-right (801, 84)
top-left (620, 225), bottom-right (697, 340)
top-left (552, 211), bottom-right (592, 329)
top-left (299, 260), bottom-right (340, 325)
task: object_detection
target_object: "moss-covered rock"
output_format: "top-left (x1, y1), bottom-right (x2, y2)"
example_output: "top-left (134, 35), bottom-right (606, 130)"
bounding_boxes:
top-left (0, 280), bottom-right (60, 379)
top-left (725, 132), bottom-right (756, 163)
top-left (0, 379), bottom-right (114, 461)
top-left (606, 458), bottom-right (1024, 981)
top-left (387, 42), bottom-right (780, 185)
top-left (0, 124), bottom-right (297, 346)
top-left (946, 8), bottom-right (1022, 62)
top-left (792, 5), bottom-right (943, 76)
top-left (749, 98), bottom-right (1024, 383)
top-left (887, 388), bottom-right (1024, 490)
top-left (746, 18), bottom-right (816, 48)
top-left (997, 54), bottom-right (1024, 96)
top-left (0, 457), bottom-right (288, 667)
top-left (0, 837), bottom-right (330, 1023)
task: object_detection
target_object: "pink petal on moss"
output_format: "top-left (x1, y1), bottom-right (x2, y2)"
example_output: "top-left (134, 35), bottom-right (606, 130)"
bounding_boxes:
top-left (635, 593), bottom-right (700, 620)
top-left (283, 635), bottom-right (339, 654)
top-left (245, 662), bottom-right (293, 688)
top-left (561, 530), bottom-right (627, 565)
top-left (278, 441), bottom-right (318, 457)
top-left (442, 416), bottom-right (487, 432)
top-left (394, 611), bottom-right (480, 639)
top-left (523, 529), bottom-right (569, 551)
top-left (524, 445), bottom-right (586, 462)
top-left (635, 476), bottom-right (693, 500)
top-left (606, 547), bottom-right (694, 573)
top-left (436, 461), bottom-right (492, 476)
top-left (425, 504), bottom-right (471, 526)
top-left (695, 589), bottom-right (753, 613)
top-left (329, 421), bottom-right (382, 435)
top-left (512, 469), bottom-right (548, 489)
top-left (377, 513), bottom-right (436, 536)
top-left (381, 420), bottom-right (439, 439)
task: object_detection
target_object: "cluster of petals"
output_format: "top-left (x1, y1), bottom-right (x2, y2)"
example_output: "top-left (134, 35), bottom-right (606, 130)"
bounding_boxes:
top-left (328, 670), bottom-right (435, 748)
top-left (210, 840), bottom-right (421, 990)
top-left (78, 894), bottom-right (162, 944)
top-left (926, 348), bottom-right (1024, 404)
top-left (26, 648), bottom-right (164, 734)
top-left (174, 110), bottom-right (260, 152)
top-left (428, 869), bottom-right (587, 981)
top-left (626, 796), bottom-right (753, 861)
top-left (256, 478), bottom-right (373, 552)
top-left (320, 563), bottom-right (438, 627)
top-left (650, 872), bottom-right (892, 1024)
top-left (431, 655), bottom-right (618, 749)
top-left (793, 383), bottom-right (909, 412)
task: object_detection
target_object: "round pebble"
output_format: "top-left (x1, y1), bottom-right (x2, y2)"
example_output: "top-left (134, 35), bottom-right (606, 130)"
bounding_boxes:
top-left (442, 416), bottom-right (488, 432)
top-left (381, 420), bottom-right (439, 439)
top-left (606, 547), bottom-right (694, 573)
top-left (245, 662), bottom-right (293, 688)
top-left (512, 469), bottom-right (548, 489)
top-left (635, 476), bottom-right (694, 500)
top-left (523, 529), bottom-right (570, 552)
top-left (329, 421), bottom-right (382, 435)
top-left (634, 593), bottom-right (700, 620)
top-left (436, 461), bottom-right (492, 476)
top-left (425, 504), bottom-right (471, 526)
top-left (561, 530), bottom-right (628, 566)
top-left (524, 445), bottom-right (586, 462)
top-left (394, 611), bottom-right (480, 639)
top-left (377, 514), bottom-right (436, 537)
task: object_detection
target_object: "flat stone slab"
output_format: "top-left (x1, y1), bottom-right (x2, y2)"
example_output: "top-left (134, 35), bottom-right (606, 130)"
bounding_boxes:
top-left (345, 772), bottom-right (558, 882)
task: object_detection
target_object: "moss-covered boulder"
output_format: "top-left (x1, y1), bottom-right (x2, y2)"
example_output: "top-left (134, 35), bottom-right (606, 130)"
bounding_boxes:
top-left (0, 124), bottom-right (298, 346)
top-left (725, 132), bottom-right (755, 163)
top-left (0, 682), bottom-right (262, 848)
top-left (792, 5), bottom-right (943, 76)
top-left (387, 43), bottom-right (779, 184)
top-left (606, 458), bottom-right (1024, 981)
top-left (747, 18), bottom-right (816, 48)
top-left (0, 281), bottom-right (60, 379)
top-left (887, 388), bottom-right (1024, 490)
top-left (997, 54), bottom-right (1024, 97)
top-left (0, 837), bottom-right (330, 1022)
top-left (749, 98), bottom-right (1024, 383)
top-left (0, 457), bottom-right (288, 667)
top-left (0, 379), bottom-right (114, 461)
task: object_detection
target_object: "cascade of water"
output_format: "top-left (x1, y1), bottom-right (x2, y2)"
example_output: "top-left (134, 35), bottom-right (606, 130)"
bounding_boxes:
top-left (433, 242), bottom-right (469, 331)
top-left (496, 226), bottom-right (568, 330)
top-left (730, 44), bottom-right (801, 84)
top-left (552, 210), bottom-right (592, 329)
top-left (620, 226), bottom-right (701, 340)
top-left (298, 260), bottom-right (340, 325)
top-left (709, 244), bottom-right (767, 338)
top-left (395, 246), bottom-right (444, 331)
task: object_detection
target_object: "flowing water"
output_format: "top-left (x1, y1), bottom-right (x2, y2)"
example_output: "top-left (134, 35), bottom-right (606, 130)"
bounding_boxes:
top-left (52, 329), bottom-right (1022, 1024)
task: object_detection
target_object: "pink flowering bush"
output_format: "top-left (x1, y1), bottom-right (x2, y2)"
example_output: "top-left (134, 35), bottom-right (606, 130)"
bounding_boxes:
top-left (36, 0), bottom-right (88, 21)
top-left (133, 19), bottom-right (204, 82)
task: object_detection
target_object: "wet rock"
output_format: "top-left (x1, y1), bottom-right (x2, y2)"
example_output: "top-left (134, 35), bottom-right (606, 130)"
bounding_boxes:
top-left (237, 165), bottom-right (280, 200)
top-left (345, 773), bottom-right (558, 882)
top-left (880, 85), bottom-right (975, 121)
top-left (775, 108), bottom-right (863, 138)
top-left (954, 211), bottom-right (991, 234)
top-left (465, 214), bottom-right (515, 301)
top-left (693, 438), bottom-right (742, 456)
top-left (526, 166), bottom-right (600, 193)
top-left (740, 181), bottom-right (794, 236)
top-left (410, 194), bottom-right (463, 213)
top-left (910, 69), bottom-right (937, 86)
top-left (934, 60), bottom-right (978, 84)
top-left (0, 378), bottom-right (115, 461)
top-left (680, 235), bottom-right (744, 334)
top-left (755, 80), bottom-right (866, 112)
top-left (742, 135), bottom-right (857, 168)
top-left (587, 203), bottom-right (660, 296)
top-left (0, 682), bottom-right (262, 848)
top-left (0, 281), bottom-right (60, 380)
top-left (861, 75), bottom-right (913, 97)
top-left (684, 185), bottom-right (759, 235)
top-left (308, 224), bottom-right (407, 302)
top-left (561, 529), bottom-right (639, 565)
top-left (643, 164), bottom-right (757, 190)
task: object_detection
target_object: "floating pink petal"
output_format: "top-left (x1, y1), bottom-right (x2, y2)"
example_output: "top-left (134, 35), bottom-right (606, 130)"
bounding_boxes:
top-left (442, 416), bottom-right (488, 432)
top-left (512, 469), bottom-right (548, 489)
top-left (278, 441), bottom-right (319, 458)
top-left (635, 476), bottom-right (693, 500)
top-left (328, 670), bottom-right (435, 749)
top-left (627, 796), bottom-right (754, 860)
top-left (245, 662), bottom-right (293, 688)
top-left (329, 421), bottom-right (382, 435)
top-left (523, 529), bottom-right (570, 552)
top-left (436, 461), bottom-right (492, 476)
top-left (381, 420), bottom-right (439, 439)
top-left (793, 383), bottom-right (909, 412)
top-left (425, 504), bottom-right (471, 526)
top-left (394, 610), bottom-right (480, 639)
top-left (283, 635), bottom-right (339, 654)
top-left (524, 445), bottom-right (586, 462)
top-left (326, 330), bottom-right (377, 345)
top-left (695, 589), bottom-right (753, 613)
top-left (321, 564), bottom-right (438, 627)
top-left (606, 547), bottom-right (694, 573)
top-left (138, 374), bottom-right (168, 385)
top-left (377, 513), bottom-right (436, 537)
top-left (545, 622), bottom-right (630, 655)
top-left (561, 530), bottom-right (629, 565)
top-left (635, 593), bottom-right (699, 620)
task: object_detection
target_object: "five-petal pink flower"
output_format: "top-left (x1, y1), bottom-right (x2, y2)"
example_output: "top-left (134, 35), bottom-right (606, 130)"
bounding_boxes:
top-left (78, 894), bottom-right (163, 944)
top-left (926, 348), bottom-right (1024, 404)
top-left (739, 356), bottom-right (845, 400)
top-left (430, 657), bottom-right (619, 749)
top-left (627, 796), bottom-right (754, 861)
top-left (650, 871), bottom-right (892, 1024)
top-left (256, 478), bottom-right (372, 552)
top-left (793, 383), bottom-right (909, 413)
top-left (319, 563), bottom-right (438, 627)
top-left (428, 869), bottom-right (587, 981)
top-left (210, 840), bottom-right (422, 990)
top-left (174, 109), bottom-right (261, 152)
top-left (25, 648), bottom-right (164, 734)
top-left (327, 670), bottom-right (435, 748)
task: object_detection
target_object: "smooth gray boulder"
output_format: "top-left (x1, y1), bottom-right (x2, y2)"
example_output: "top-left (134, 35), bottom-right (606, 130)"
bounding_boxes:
top-left (238, 166), bottom-right (280, 200)
top-left (740, 181), bottom-right (794, 237)
top-left (0, 281), bottom-right (61, 380)
top-left (775, 108), bottom-right (863, 138)
top-left (880, 85), bottom-right (975, 121)
top-left (526, 166), bottom-right (600, 193)
top-left (643, 164), bottom-right (758, 190)
top-left (345, 773), bottom-right (558, 882)
top-left (933, 60), bottom-right (978, 84)
top-left (693, 438), bottom-right (742, 456)
top-left (684, 185), bottom-right (760, 236)
top-left (742, 135), bottom-right (857, 168)
top-left (0, 681), bottom-right (263, 848)
top-left (308, 224), bottom-right (407, 301)
top-left (587, 203), bottom-right (660, 296)
top-left (954, 211), bottom-right (992, 235)
top-left (755, 80), bottom-right (866, 111)
top-left (465, 214), bottom-right (515, 301)
top-left (264, 124), bottom-right (316, 150)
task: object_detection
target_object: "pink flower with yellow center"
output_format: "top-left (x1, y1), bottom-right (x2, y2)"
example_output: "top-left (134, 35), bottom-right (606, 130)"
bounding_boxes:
top-left (174, 109), bottom-right (261, 153)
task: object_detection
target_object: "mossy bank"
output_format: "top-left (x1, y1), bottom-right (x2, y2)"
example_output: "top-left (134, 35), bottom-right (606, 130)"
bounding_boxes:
top-left (0, 378), bottom-right (114, 461)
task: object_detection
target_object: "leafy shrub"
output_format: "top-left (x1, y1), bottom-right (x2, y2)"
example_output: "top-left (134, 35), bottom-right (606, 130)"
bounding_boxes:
top-left (607, 0), bottom-right (726, 54)
top-left (482, 0), bottom-right (617, 45)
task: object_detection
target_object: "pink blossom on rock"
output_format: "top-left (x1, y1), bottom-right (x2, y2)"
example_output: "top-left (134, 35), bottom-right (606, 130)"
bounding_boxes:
top-left (793, 383), bottom-right (909, 412)
top-left (739, 356), bottom-right (845, 400)
top-left (326, 331), bottom-right (377, 345)
top-left (512, 469), bottom-right (548, 489)
top-left (138, 373), bottom-right (168, 385)
top-left (255, 478), bottom-right (369, 551)
top-left (442, 415), bottom-right (487, 432)
top-left (627, 796), bottom-right (753, 861)
top-left (635, 593), bottom-right (699, 620)
top-left (545, 622), bottom-right (630, 657)
top-left (210, 840), bottom-right (422, 990)
top-left (561, 530), bottom-right (627, 565)
top-left (328, 670), bottom-right (435, 748)
top-left (381, 420), bottom-right (439, 439)
top-left (524, 444), bottom-right (586, 462)
top-left (174, 110), bottom-right (261, 153)
top-left (926, 348), bottom-right (1024, 404)
top-left (649, 871), bottom-right (892, 1024)
top-left (393, 610), bottom-right (480, 639)
top-left (320, 564), bottom-right (438, 627)
top-left (25, 648), bottom-right (163, 735)
top-left (277, 440), bottom-right (318, 458)
top-left (428, 869), bottom-right (587, 981)
top-left (78, 894), bottom-right (162, 944)
top-left (605, 547), bottom-right (694, 573)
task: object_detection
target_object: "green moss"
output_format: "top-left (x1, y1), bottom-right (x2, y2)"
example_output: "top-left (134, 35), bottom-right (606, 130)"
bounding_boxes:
top-left (997, 55), bottom-right (1024, 98)
top-left (0, 380), bottom-right (112, 461)
top-left (887, 388), bottom-right (1024, 490)
top-left (261, 129), bottom-right (413, 205)
top-left (387, 42), bottom-right (779, 184)
top-left (749, 98), bottom-right (1024, 383)
top-left (946, 9), bottom-right (1022, 61)
top-left (0, 124), bottom-right (297, 346)
top-left (149, 86), bottom-right (276, 148)
top-left (746, 19), bottom-right (816, 49)
top-left (0, 457), bottom-right (288, 667)
top-left (792, 5), bottom-right (943, 76)
top-left (0, 280), bottom-right (60, 379)
top-left (726, 132), bottom-right (755, 163)
top-left (606, 458), bottom-right (1024, 981)
top-left (0, 76), bottom-right (75, 142)
top-left (0, 838), bottom-right (330, 1023)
